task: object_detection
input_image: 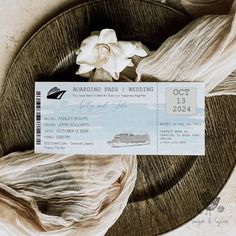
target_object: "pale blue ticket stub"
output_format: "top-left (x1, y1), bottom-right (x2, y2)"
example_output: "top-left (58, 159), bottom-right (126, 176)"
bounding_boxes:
top-left (35, 82), bottom-right (205, 155)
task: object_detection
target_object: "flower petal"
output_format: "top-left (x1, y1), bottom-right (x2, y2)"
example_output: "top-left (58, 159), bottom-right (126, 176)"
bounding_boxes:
top-left (102, 56), bottom-right (116, 78)
top-left (117, 41), bottom-right (136, 58)
top-left (116, 57), bottom-right (132, 72)
top-left (76, 35), bottom-right (99, 65)
top-left (76, 48), bottom-right (98, 65)
top-left (133, 42), bottom-right (148, 57)
top-left (110, 46), bottom-right (132, 72)
top-left (102, 50), bottom-right (131, 80)
top-left (76, 64), bottom-right (94, 74)
top-left (113, 72), bottom-right (120, 80)
top-left (79, 35), bottom-right (99, 52)
top-left (98, 29), bottom-right (117, 44)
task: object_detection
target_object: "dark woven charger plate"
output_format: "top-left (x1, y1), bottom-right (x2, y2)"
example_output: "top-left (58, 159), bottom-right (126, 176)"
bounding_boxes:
top-left (0, 0), bottom-right (235, 235)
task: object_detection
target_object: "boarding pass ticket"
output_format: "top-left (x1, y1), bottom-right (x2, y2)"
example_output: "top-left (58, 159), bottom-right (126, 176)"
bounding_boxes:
top-left (35, 82), bottom-right (205, 155)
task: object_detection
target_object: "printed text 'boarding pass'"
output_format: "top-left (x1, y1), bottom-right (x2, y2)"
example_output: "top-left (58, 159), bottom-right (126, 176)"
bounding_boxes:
top-left (35, 82), bottom-right (205, 155)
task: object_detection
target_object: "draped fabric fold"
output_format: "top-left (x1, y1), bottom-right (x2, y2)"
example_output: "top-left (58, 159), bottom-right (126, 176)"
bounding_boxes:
top-left (136, 1), bottom-right (236, 96)
top-left (0, 150), bottom-right (137, 235)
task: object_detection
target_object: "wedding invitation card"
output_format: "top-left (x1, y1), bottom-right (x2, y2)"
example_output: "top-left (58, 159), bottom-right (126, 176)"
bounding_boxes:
top-left (35, 82), bottom-right (204, 155)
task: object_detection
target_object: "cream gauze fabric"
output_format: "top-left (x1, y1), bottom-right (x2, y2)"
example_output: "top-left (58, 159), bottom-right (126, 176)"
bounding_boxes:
top-left (0, 1), bottom-right (236, 236)
top-left (136, 1), bottom-right (236, 96)
top-left (0, 151), bottom-right (137, 236)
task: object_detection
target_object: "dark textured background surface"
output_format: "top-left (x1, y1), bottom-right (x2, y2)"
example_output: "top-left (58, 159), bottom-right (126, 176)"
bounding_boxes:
top-left (0, 0), bottom-right (235, 235)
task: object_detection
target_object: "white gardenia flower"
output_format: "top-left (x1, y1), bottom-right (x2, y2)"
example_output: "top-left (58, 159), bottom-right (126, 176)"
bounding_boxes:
top-left (76, 29), bottom-right (147, 80)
